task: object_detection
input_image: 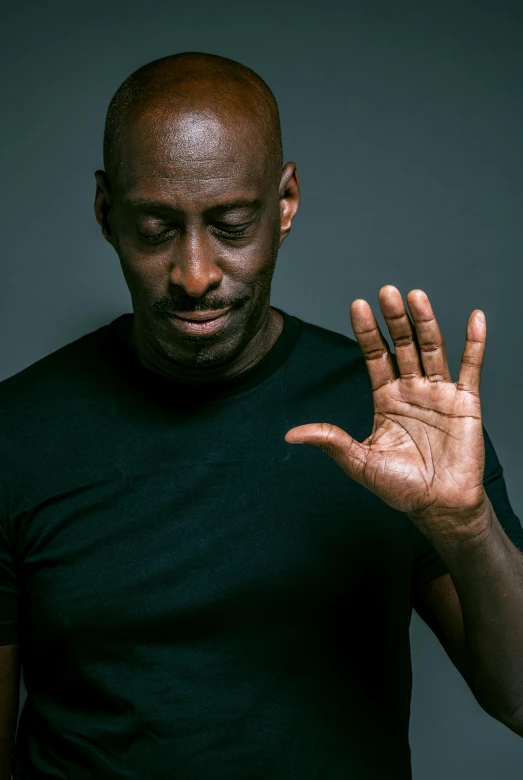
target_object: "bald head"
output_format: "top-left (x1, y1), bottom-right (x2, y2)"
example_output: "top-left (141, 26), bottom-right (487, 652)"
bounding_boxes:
top-left (103, 52), bottom-right (283, 189)
top-left (94, 52), bottom-right (300, 380)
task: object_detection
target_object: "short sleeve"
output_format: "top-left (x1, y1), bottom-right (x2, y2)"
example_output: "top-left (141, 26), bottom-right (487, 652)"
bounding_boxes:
top-left (411, 427), bottom-right (523, 589)
top-left (0, 502), bottom-right (20, 645)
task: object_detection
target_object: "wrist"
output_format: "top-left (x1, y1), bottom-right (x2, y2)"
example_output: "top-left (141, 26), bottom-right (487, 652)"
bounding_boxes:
top-left (408, 492), bottom-right (493, 546)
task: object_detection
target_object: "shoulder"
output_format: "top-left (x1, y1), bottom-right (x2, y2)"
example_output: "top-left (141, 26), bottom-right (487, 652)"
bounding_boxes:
top-left (281, 312), bottom-right (373, 437)
top-left (287, 313), bottom-right (370, 393)
top-left (295, 314), bottom-right (362, 354)
top-left (0, 317), bottom-right (119, 419)
top-left (289, 313), bottom-right (366, 373)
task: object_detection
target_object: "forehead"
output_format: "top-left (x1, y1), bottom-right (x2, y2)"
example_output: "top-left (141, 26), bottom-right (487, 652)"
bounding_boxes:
top-left (116, 110), bottom-right (271, 206)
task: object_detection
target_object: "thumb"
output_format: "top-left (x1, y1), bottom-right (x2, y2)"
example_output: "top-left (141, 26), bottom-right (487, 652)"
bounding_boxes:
top-left (285, 422), bottom-right (367, 481)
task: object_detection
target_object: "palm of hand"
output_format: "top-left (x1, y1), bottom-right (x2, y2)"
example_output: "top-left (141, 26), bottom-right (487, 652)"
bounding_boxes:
top-left (361, 376), bottom-right (484, 516)
top-left (285, 286), bottom-right (487, 526)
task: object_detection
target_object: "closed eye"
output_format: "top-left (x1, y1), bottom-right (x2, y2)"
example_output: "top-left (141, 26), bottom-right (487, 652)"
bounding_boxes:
top-left (139, 222), bottom-right (253, 245)
top-left (140, 228), bottom-right (180, 244)
top-left (212, 223), bottom-right (252, 239)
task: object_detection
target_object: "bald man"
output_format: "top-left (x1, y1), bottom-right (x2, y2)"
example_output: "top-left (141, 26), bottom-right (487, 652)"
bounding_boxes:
top-left (1, 52), bottom-right (522, 780)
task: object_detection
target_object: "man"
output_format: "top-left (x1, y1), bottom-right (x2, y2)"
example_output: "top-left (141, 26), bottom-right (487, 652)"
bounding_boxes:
top-left (0, 51), bottom-right (522, 779)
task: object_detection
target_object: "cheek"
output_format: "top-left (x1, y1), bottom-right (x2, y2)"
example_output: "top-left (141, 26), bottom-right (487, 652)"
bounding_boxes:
top-left (219, 245), bottom-right (277, 293)
top-left (237, 220), bottom-right (281, 280)
top-left (112, 217), bottom-right (164, 279)
top-left (116, 248), bottom-right (169, 299)
top-left (114, 224), bottom-right (278, 294)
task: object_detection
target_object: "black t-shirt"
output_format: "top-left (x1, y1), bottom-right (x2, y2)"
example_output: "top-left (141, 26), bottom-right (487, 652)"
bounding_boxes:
top-left (1, 308), bottom-right (522, 780)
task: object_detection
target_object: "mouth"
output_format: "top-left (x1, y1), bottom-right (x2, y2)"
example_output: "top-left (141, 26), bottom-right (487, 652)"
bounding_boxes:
top-left (166, 307), bottom-right (232, 336)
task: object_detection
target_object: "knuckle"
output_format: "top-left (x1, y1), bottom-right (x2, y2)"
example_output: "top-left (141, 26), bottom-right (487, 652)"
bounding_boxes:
top-left (319, 423), bottom-right (340, 458)
top-left (394, 337), bottom-right (415, 348)
top-left (386, 311), bottom-right (408, 322)
top-left (420, 342), bottom-right (443, 354)
top-left (363, 347), bottom-right (388, 361)
top-left (355, 324), bottom-right (380, 336)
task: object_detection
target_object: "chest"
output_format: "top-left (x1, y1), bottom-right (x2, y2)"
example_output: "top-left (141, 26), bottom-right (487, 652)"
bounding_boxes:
top-left (11, 403), bottom-right (414, 647)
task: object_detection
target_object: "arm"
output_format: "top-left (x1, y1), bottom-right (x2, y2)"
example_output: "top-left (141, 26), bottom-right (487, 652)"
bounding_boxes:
top-left (413, 503), bottom-right (523, 736)
top-left (0, 644), bottom-right (20, 780)
top-left (285, 285), bottom-right (523, 735)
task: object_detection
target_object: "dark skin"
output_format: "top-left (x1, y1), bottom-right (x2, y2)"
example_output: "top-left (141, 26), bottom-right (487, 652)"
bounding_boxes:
top-left (0, 56), bottom-right (521, 780)
top-left (1, 64), bottom-right (304, 780)
top-left (288, 289), bottom-right (523, 733)
top-left (0, 644), bottom-right (20, 780)
top-left (95, 99), bottom-right (300, 384)
top-left (92, 58), bottom-right (523, 739)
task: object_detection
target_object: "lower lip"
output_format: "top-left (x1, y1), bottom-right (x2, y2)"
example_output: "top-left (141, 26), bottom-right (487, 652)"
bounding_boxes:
top-left (167, 310), bottom-right (231, 336)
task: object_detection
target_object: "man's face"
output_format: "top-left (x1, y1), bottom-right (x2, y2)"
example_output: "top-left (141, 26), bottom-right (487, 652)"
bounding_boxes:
top-left (95, 109), bottom-right (299, 369)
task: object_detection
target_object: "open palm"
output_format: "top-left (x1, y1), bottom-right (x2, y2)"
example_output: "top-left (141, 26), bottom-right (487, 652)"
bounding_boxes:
top-left (285, 286), bottom-right (487, 528)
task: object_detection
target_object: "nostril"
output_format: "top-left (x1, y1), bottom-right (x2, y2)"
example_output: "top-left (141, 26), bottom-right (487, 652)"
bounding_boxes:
top-left (170, 251), bottom-right (223, 297)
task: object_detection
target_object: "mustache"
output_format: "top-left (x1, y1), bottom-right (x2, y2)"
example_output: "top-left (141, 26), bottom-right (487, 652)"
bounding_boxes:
top-left (150, 295), bottom-right (246, 315)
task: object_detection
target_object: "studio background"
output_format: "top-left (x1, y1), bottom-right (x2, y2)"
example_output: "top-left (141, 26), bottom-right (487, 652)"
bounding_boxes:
top-left (1, 1), bottom-right (522, 777)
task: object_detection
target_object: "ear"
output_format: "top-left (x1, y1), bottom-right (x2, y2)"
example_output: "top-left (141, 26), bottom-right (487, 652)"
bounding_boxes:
top-left (279, 162), bottom-right (300, 246)
top-left (94, 170), bottom-right (115, 245)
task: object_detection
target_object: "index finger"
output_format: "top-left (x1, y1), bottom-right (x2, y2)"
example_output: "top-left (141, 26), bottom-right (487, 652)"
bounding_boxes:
top-left (350, 299), bottom-right (396, 391)
top-left (406, 290), bottom-right (451, 382)
top-left (457, 310), bottom-right (486, 393)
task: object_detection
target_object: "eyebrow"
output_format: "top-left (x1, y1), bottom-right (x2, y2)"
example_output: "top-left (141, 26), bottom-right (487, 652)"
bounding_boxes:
top-left (124, 197), bottom-right (262, 214)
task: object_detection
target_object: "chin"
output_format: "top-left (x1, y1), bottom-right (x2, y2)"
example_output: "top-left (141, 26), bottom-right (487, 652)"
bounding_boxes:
top-left (157, 329), bottom-right (243, 370)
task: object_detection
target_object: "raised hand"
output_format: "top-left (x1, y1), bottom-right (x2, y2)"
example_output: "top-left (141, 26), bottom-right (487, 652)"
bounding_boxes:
top-left (285, 286), bottom-right (488, 535)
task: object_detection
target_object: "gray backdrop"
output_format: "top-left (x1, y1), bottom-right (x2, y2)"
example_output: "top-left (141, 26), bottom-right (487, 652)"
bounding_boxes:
top-left (1, 1), bottom-right (522, 777)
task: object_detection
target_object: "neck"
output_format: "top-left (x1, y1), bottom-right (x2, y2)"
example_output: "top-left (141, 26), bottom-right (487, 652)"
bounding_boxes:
top-left (130, 306), bottom-right (284, 385)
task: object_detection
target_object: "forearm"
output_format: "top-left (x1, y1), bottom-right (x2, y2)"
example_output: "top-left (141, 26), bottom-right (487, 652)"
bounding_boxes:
top-left (0, 719), bottom-right (16, 780)
top-left (0, 644), bottom-right (20, 780)
top-left (422, 498), bottom-right (523, 734)
top-left (0, 745), bottom-right (13, 780)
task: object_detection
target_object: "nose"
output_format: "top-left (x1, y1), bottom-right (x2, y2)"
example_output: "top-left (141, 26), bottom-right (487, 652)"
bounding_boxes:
top-left (169, 229), bottom-right (223, 297)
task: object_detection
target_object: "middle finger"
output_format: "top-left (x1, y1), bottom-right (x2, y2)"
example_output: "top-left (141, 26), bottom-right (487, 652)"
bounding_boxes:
top-left (378, 285), bottom-right (422, 379)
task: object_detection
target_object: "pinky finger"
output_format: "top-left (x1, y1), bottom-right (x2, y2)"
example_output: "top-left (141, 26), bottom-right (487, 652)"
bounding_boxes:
top-left (457, 310), bottom-right (486, 394)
